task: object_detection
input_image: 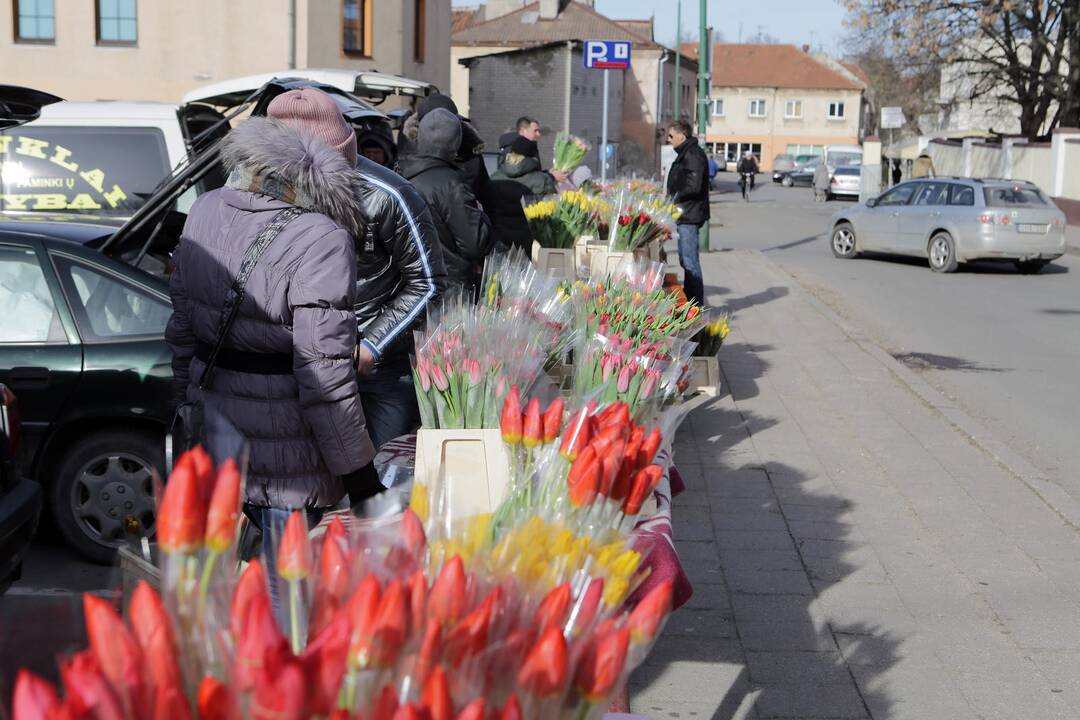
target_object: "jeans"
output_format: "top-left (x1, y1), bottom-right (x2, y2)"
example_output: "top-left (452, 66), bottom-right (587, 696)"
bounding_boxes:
top-left (357, 358), bottom-right (421, 449)
top-left (677, 223), bottom-right (706, 307)
top-left (248, 505), bottom-right (323, 631)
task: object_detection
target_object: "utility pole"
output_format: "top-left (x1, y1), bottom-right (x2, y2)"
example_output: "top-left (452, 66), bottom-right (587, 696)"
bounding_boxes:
top-left (674, 0), bottom-right (682, 120)
top-left (697, 0), bottom-right (710, 251)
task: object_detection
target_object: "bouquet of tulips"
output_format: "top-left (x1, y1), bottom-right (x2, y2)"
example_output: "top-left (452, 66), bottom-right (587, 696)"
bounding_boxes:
top-left (602, 190), bottom-right (679, 253)
top-left (521, 196), bottom-right (571, 249)
top-left (693, 309), bottom-right (731, 357)
top-left (523, 191), bottom-right (609, 250)
top-left (571, 333), bottom-right (696, 418)
top-left (14, 443), bottom-right (678, 720)
top-left (553, 133), bottom-right (591, 173)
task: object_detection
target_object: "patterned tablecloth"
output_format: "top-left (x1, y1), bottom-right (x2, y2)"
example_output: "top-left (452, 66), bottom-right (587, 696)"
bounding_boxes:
top-left (363, 435), bottom-right (694, 610)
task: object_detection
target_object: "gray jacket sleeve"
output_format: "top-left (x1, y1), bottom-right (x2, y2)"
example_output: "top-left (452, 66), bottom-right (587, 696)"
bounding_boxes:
top-left (289, 227), bottom-right (376, 475)
top-left (164, 238), bottom-right (196, 406)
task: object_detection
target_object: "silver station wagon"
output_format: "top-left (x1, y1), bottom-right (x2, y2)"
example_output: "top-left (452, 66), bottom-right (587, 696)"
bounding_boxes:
top-left (828, 178), bottom-right (1067, 273)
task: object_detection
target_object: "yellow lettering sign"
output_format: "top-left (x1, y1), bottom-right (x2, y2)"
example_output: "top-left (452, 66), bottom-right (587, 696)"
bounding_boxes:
top-left (0, 136), bottom-right (11, 154)
top-left (67, 194), bottom-right (102, 210)
top-left (101, 185), bottom-right (128, 209)
top-left (32, 194), bottom-right (69, 211)
top-left (0, 194), bottom-right (32, 210)
top-left (49, 145), bottom-right (79, 172)
top-left (80, 168), bottom-right (105, 194)
top-left (16, 136), bottom-right (49, 160)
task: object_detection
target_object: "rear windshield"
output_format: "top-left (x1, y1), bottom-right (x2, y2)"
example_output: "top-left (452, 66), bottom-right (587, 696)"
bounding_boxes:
top-left (835, 167), bottom-right (860, 175)
top-left (983, 186), bottom-right (1049, 207)
top-left (0, 126), bottom-right (170, 217)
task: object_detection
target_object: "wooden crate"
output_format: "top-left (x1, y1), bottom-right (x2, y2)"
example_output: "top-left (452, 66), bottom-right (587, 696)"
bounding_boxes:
top-left (414, 429), bottom-right (512, 519)
top-left (118, 544), bottom-right (160, 609)
top-left (690, 356), bottom-right (721, 396)
top-left (586, 246), bottom-right (653, 279)
top-left (531, 241), bottom-right (576, 280)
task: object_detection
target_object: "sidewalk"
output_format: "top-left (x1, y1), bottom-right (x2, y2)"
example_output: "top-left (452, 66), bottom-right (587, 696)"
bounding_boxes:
top-left (631, 248), bottom-right (1080, 719)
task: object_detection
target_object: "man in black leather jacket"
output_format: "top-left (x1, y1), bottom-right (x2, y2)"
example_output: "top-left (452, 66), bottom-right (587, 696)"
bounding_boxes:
top-left (666, 120), bottom-right (710, 306)
top-left (352, 155), bottom-right (447, 449)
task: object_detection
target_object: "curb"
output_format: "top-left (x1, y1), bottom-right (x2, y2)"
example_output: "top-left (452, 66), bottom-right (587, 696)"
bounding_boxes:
top-left (737, 249), bottom-right (1080, 532)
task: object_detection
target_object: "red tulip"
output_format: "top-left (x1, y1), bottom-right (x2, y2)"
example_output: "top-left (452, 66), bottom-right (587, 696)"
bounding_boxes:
top-left (153, 684), bottom-right (193, 720)
top-left (310, 521), bottom-right (351, 637)
top-left (612, 427), bottom-right (645, 501)
top-left (517, 627), bottom-right (568, 697)
top-left (251, 650), bottom-right (307, 720)
top-left (499, 694), bottom-right (522, 720)
top-left (542, 398), bottom-right (564, 443)
top-left (233, 590), bottom-right (288, 691)
top-left (454, 699), bottom-right (486, 720)
top-left (197, 676), bottom-right (233, 720)
top-left (408, 569), bottom-right (428, 636)
top-left (12, 669), bottom-right (60, 720)
top-left (156, 454), bottom-right (206, 554)
top-left (347, 574), bottom-right (382, 670)
top-left (372, 684), bottom-right (400, 720)
top-left (371, 580), bottom-right (409, 667)
top-left (444, 600), bottom-right (492, 664)
top-left (637, 427), bottom-right (662, 469)
top-left (575, 627), bottom-right (630, 702)
top-left (568, 454), bottom-right (601, 507)
top-left (277, 511), bottom-right (312, 582)
top-left (60, 651), bottom-right (124, 720)
top-left (500, 385), bottom-right (523, 445)
top-left (627, 580), bottom-right (674, 644)
top-left (559, 407), bottom-right (592, 460)
top-left (421, 666), bottom-right (454, 720)
top-left (533, 583), bottom-right (572, 634)
top-left (301, 613), bottom-right (351, 716)
top-left (598, 402), bottom-right (630, 431)
top-left (572, 578), bottom-right (604, 636)
top-left (624, 464), bottom-right (663, 515)
top-left (230, 559), bottom-right (267, 641)
top-left (401, 507), bottom-right (427, 559)
top-left (566, 445), bottom-right (597, 489)
top-left (414, 617), bottom-right (443, 686)
top-left (686, 305), bottom-right (700, 320)
top-left (428, 555), bottom-right (467, 625)
top-left (392, 705), bottom-right (425, 720)
top-left (599, 437), bottom-right (626, 497)
top-left (205, 458), bottom-right (242, 553)
top-left (522, 398), bottom-right (543, 449)
top-left (129, 581), bottom-right (181, 692)
top-left (83, 593), bottom-right (147, 709)
top-left (187, 445), bottom-right (216, 502)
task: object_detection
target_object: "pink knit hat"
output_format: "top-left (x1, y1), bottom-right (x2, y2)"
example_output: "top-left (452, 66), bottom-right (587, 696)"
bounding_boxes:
top-left (268, 87), bottom-right (357, 165)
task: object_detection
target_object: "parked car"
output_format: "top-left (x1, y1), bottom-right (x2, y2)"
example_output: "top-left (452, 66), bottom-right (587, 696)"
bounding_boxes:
top-left (774, 154), bottom-right (821, 183)
top-left (828, 166), bottom-right (861, 200)
top-left (0, 383), bottom-right (41, 593)
top-left (829, 178), bottom-right (1067, 273)
top-left (779, 160), bottom-right (820, 188)
top-left (773, 154), bottom-right (796, 174)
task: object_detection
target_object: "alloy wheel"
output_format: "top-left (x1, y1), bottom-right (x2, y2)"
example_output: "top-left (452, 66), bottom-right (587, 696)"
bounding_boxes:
top-left (833, 228), bottom-right (855, 256)
top-left (69, 452), bottom-right (156, 547)
top-left (930, 236), bottom-right (951, 269)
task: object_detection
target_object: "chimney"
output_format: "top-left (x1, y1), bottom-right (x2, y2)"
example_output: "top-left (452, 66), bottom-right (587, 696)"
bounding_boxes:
top-left (539, 0), bottom-right (560, 19)
top-left (483, 0), bottom-right (527, 21)
top-left (801, 44), bottom-right (810, 53)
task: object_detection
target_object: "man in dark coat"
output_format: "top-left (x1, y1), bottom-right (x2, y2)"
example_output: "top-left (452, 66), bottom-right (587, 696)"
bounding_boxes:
top-left (665, 120), bottom-right (709, 306)
top-left (397, 93), bottom-right (493, 212)
top-left (488, 136), bottom-right (559, 253)
top-left (398, 109), bottom-right (494, 294)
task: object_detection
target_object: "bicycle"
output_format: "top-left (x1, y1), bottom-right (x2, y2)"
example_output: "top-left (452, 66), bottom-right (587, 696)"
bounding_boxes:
top-left (739, 172), bottom-right (755, 201)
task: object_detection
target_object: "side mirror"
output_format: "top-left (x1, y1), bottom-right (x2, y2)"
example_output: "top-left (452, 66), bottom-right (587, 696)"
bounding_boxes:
top-left (866, 197), bottom-right (878, 208)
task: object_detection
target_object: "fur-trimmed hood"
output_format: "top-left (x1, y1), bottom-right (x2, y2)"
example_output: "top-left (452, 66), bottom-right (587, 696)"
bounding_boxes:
top-left (220, 116), bottom-right (365, 238)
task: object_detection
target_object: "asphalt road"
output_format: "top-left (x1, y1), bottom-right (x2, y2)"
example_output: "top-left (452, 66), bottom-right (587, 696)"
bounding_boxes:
top-left (707, 172), bottom-right (1080, 504)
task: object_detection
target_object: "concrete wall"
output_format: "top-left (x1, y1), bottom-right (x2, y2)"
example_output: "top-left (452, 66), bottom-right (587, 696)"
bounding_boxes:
top-left (568, 45), bottom-right (624, 175)
top-left (1063, 141), bottom-right (1080, 200)
top-left (705, 86), bottom-right (862, 170)
top-left (1011, 144), bottom-right (1052, 188)
top-left (0, 0), bottom-right (450, 103)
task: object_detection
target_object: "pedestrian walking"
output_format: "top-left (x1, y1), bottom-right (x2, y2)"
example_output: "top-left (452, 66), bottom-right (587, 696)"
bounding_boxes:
top-left (892, 159), bottom-right (903, 186)
top-left (398, 109), bottom-right (494, 296)
top-left (912, 152), bottom-right (936, 179)
top-left (165, 87), bottom-right (381, 619)
top-left (665, 120), bottom-right (709, 307)
top-left (813, 160), bottom-right (830, 202)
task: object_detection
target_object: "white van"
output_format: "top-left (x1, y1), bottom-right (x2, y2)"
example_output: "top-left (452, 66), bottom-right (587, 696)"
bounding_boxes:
top-left (825, 144), bottom-right (863, 171)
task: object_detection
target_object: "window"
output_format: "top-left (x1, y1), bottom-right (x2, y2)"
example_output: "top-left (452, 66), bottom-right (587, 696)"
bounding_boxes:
top-left (343, 0), bottom-right (372, 57)
top-left (983, 186), bottom-right (1050, 207)
top-left (14, 0), bottom-right (55, 43)
top-left (711, 98), bottom-right (724, 117)
top-left (749, 99), bottom-right (766, 118)
top-left (413, 0), bottom-right (425, 63)
top-left (0, 245), bottom-right (64, 343)
top-left (877, 184), bottom-right (916, 207)
top-left (948, 184), bottom-right (975, 206)
top-left (95, 0), bottom-right (136, 45)
top-left (784, 100), bottom-right (803, 119)
top-left (914, 182), bottom-right (948, 206)
top-left (828, 101), bottom-right (846, 119)
top-left (52, 255), bottom-right (169, 342)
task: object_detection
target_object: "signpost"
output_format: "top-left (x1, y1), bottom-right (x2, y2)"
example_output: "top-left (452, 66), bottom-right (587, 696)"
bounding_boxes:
top-left (584, 40), bottom-right (631, 183)
top-left (880, 106), bottom-right (905, 129)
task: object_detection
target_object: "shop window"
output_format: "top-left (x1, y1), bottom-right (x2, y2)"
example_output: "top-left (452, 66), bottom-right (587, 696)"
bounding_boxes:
top-left (14, 0), bottom-right (55, 43)
top-left (343, 0), bottom-right (372, 57)
top-left (96, 0), bottom-right (137, 45)
top-left (749, 99), bottom-right (767, 118)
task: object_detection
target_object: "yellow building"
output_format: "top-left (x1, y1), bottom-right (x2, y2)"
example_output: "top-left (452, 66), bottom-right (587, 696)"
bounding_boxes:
top-left (693, 44), bottom-right (866, 171)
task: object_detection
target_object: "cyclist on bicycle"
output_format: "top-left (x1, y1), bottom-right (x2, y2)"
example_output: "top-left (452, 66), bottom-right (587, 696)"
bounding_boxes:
top-left (737, 151), bottom-right (760, 199)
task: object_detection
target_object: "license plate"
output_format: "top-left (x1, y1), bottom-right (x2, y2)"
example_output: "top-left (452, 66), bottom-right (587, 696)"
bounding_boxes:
top-left (1018, 223), bottom-right (1048, 234)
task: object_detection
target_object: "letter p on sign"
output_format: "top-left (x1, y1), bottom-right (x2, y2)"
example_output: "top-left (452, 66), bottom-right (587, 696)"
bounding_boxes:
top-left (584, 40), bottom-right (632, 70)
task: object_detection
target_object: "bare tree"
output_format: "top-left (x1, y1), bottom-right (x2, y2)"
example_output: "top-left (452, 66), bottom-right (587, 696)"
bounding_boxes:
top-left (840, 0), bottom-right (1079, 139)
top-left (845, 43), bottom-right (941, 135)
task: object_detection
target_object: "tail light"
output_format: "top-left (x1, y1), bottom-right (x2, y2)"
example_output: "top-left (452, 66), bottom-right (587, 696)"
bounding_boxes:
top-left (1052, 217), bottom-right (1065, 229)
top-left (978, 214), bottom-right (1012, 226)
top-left (0, 385), bottom-right (21, 458)
top-left (830, 177), bottom-right (838, 185)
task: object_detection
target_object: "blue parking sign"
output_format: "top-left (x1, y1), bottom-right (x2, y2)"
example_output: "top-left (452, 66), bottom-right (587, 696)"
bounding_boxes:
top-left (584, 40), bottom-right (631, 70)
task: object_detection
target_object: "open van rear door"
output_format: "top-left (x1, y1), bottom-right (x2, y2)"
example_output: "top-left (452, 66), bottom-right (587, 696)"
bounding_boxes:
top-left (0, 85), bottom-right (62, 129)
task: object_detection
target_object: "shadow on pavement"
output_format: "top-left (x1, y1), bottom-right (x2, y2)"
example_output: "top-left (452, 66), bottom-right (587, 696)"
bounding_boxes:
top-left (855, 252), bottom-right (1070, 275)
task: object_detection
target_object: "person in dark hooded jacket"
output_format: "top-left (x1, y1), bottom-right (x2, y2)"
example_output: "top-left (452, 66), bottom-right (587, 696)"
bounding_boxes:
top-left (486, 136), bottom-right (558, 253)
top-left (398, 109), bottom-right (494, 294)
top-left (398, 94), bottom-right (493, 212)
top-left (491, 136), bottom-right (558, 196)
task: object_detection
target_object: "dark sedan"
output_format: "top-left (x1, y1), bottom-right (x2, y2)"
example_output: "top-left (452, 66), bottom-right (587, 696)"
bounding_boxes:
top-left (0, 383), bottom-right (40, 591)
top-left (0, 219), bottom-right (171, 562)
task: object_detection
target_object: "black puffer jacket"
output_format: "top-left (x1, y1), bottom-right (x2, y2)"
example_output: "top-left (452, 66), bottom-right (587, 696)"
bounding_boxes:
top-left (667, 136), bottom-right (711, 226)
top-left (352, 157), bottom-right (447, 364)
top-left (491, 154), bottom-right (557, 196)
top-left (398, 154), bottom-right (494, 291)
top-left (399, 112), bottom-right (494, 213)
top-left (486, 179), bottom-right (533, 254)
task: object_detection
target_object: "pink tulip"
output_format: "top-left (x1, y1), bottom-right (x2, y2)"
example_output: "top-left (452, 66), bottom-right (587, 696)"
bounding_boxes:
top-left (418, 360), bottom-right (431, 392)
top-left (640, 368), bottom-right (659, 398)
top-left (466, 359), bottom-right (483, 386)
top-left (601, 354), bottom-right (615, 383)
top-left (431, 364), bottom-right (449, 392)
top-left (617, 363), bottom-right (633, 393)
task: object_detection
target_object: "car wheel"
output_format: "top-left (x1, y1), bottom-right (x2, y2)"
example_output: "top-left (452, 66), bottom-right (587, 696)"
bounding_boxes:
top-left (825, 192), bottom-right (833, 202)
top-left (782, 175), bottom-right (794, 188)
top-left (50, 429), bottom-right (162, 564)
top-left (928, 232), bottom-right (959, 273)
top-left (831, 222), bottom-right (858, 259)
top-left (1014, 259), bottom-right (1048, 274)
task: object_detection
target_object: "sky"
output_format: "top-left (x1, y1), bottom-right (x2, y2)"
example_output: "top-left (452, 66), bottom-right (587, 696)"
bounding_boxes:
top-left (452, 0), bottom-right (851, 50)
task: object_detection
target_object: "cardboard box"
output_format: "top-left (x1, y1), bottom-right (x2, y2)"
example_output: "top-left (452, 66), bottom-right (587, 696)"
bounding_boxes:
top-left (413, 429), bottom-right (512, 519)
top-left (574, 235), bottom-right (594, 270)
top-left (531, 241), bottom-right (576, 280)
top-left (586, 245), bottom-right (653, 279)
top-left (690, 356), bottom-right (721, 396)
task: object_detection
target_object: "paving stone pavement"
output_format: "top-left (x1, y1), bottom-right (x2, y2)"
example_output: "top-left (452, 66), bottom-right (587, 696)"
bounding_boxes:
top-left (630, 248), bottom-right (1080, 720)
